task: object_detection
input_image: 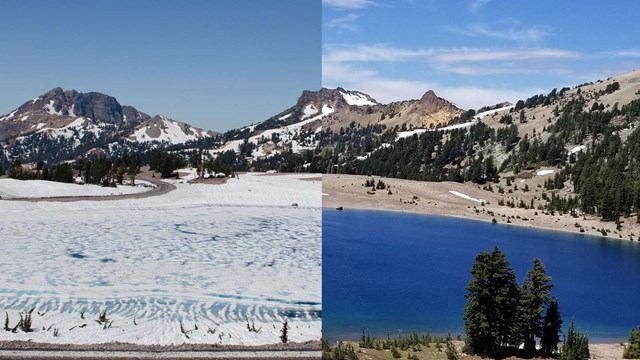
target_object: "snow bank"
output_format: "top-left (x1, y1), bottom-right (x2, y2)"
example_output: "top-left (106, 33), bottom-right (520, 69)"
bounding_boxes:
top-left (569, 145), bottom-right (587, 154)
top-left (0, 179), bottom-right (153, 199)
top-left (474, 104), bottom-right (514, 120)
top-left (449, 190), bottom-right (485, 203)
top-left (536, 169), bottom-right (555, 176)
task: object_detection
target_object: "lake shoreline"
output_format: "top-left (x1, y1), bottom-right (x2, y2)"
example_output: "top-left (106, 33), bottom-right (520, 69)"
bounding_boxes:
top-left (323, 174), bottom-right (640, 243)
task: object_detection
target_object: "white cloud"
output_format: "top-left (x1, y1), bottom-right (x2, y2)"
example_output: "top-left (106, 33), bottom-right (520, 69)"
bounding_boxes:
top-left (327, 14), bottom-right (361, 32)
top-left (322, 0), bottom-right (377, 9)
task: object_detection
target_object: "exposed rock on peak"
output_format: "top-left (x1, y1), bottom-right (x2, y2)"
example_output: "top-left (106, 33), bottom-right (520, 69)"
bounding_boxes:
top-left (418, 89), bottom-right (456, 114)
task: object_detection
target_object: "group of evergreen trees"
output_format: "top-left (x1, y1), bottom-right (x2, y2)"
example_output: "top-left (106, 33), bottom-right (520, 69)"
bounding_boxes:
top-left (464, 247), bottom-right (562, 359)
top-left (6, 160), bottom-right (74, 183)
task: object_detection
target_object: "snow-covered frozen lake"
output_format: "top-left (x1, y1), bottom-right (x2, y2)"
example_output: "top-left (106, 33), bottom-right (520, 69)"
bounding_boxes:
top-left (0, 173), bottom-right (321, 345)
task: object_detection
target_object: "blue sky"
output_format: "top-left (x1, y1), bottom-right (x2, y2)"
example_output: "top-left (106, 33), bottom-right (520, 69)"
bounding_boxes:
top-left (0, 0), bottom-right (320, 131)
top-left (323, 0), bottom-right (640, 109)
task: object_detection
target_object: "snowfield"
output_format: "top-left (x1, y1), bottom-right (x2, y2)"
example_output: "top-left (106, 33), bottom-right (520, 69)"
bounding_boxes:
top-left (0, 179), bottom-right (154, 199)
top-left (0, 173), bottom-right (321, 345)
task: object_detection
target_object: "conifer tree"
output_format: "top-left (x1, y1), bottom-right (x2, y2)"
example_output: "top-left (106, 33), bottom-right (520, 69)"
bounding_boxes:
top-left (517, 258), bottom-right (553, 354)
top-left (463, 247), bottom-right (520, 358)
top-left (541, 298), bottom-right (562, 357)
top-left (280, 318), bottom-right (289, 344)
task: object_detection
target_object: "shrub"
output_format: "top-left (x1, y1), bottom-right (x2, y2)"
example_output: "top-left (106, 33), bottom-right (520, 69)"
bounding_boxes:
top-left (321, 339), bottom-right (358, 360)
top-left (623, 326), bottom-right (640, 359)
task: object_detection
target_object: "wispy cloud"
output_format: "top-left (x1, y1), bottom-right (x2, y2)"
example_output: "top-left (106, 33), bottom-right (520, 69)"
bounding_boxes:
top-left (443, 24), bottom-right (553, 44)
top-left (468, 0), bottom-right (491, 14)
top-left (327, 14), bottom-right (361, 32)
top-left (609, 49), bottom-right (640, 58)
top-left (322, 0), bottom-right (377, 9)
top-left (324, 44), bottom-right (579, 65)
top-left (432, 48), bottom-right (579, 63)
top-left (324, 44), bottom-right (433, 62)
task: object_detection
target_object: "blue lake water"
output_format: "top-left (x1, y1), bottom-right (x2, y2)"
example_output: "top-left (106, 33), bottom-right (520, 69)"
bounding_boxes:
top-left (323, 209), bottom-right (640, 343)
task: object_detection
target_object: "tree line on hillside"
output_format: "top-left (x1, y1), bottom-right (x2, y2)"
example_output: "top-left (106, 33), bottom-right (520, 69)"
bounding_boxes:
top-left (3, 146), bottom-right (244, 186)
top-left (6, 151), bottom-right (143, 186)
top-left (318, 86), bottom-right (640, 225)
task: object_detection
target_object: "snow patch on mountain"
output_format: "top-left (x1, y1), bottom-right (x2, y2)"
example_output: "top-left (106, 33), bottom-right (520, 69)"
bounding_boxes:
top-left (341, 91), bottom-right (376, 106)
top-left (132, 116), bottom-right (208, 144)
top-left (302, 104), bottom-right (318, 119)
top-left (214, 105), bottom-right (335, 159)
top-left (43, 100), bottom-right (64, 116)
top-left (0, 110), bottom-right (17, 122)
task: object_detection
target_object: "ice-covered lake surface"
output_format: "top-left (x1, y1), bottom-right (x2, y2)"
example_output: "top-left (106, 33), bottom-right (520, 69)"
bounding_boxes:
top-left (0, 173), bottom-right (321, 345)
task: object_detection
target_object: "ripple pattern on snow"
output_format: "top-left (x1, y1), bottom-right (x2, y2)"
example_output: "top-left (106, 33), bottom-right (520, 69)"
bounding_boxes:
top-left (0, 175), bottom-right (321, 344)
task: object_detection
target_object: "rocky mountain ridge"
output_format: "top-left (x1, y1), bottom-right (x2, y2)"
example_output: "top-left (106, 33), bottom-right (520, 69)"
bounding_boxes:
top-left (0, 88), bottom-right (220, 165)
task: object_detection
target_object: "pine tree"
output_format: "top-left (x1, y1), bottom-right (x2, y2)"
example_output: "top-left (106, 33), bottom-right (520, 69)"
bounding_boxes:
top-left (463, 247), bottom-right (520, 358)
top-left (517, 258), bottom-right (553, 355)
top-left (540, 298), bottom-right (562, 357)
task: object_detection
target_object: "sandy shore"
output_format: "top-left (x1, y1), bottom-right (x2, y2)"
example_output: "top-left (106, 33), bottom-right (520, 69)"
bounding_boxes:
top-left (323, 174), bottom-right (640, 243)
top-left (344, 340), bottom-right (624, 359)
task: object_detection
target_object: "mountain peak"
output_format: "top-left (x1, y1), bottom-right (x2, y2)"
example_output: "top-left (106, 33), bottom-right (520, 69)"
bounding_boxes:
top-left (418, 89), bottom-right (457, 114)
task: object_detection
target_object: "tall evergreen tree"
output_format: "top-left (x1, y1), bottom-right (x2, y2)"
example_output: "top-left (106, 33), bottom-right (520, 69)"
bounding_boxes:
top-left (517, 258), bottom-right (553, 354)
top-left (463, 247), bottom-right (520, 358)
top-left (541, 298), bottom-right (562, 357)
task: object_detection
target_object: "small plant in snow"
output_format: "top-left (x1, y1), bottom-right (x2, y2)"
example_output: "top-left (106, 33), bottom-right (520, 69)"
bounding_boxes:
top-left (96, 309), bottom-right (108, 325)
top-left (246, 318), bottom-right (262, 333)
top-left (4, 313), bottom-right (9, 331)
top-left (53, 328), bottom-right (60, 337)
top-left (180, 321), bottom-right (192, 339)
top-left (16, 308), bottom-right (35, 333)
